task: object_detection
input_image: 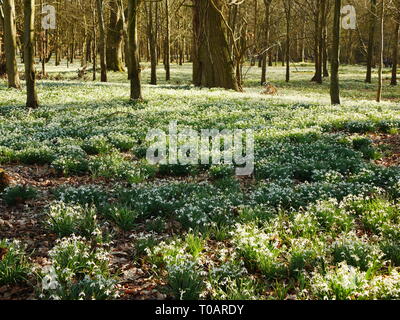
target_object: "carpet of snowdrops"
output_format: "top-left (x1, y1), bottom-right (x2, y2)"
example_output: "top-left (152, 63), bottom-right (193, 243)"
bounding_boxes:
top-left (1, 62), bottom-right (400, 300)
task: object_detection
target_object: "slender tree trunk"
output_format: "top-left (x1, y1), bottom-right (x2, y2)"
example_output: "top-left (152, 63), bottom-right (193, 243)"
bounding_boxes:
top-left (261, 0), bottom-right (272, 85)
top-left (311, 0), bottom-right (322, 83)
top-left (284, 0), bottom-right (290, 83)
top-left (165, 0), bottom-right (171, 81)
top-left (322, 3), bottom-right (329, 78)
top-left (3, 0), bottom-right (21, 89)
top-left (0, 5), bottom-right (5, 77)
top-left (192, 0), bottom-right (239, 91)
top-left (330, 0), bottom-right (341, 105)
top-left (391, 16), bottom-right (399, 86)
top-left (92, 2), bottom-right (97, 81)
top-left (376, 0), bottom-right (384, 102)
top-left (366, 0), bottom-right (377, 83)
top-left (147, 0), bottom-right (157, 85)
top-left (23, 0), bottom-right (38, 108)
top-left (96, 0), bottom-right (107, 82)
top-left (128, 0), bottom-right (143, 100)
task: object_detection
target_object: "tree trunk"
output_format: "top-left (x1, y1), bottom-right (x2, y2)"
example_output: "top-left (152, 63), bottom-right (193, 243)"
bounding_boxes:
top-left (284, 0), bottom-right (290, 83)
top-left (23, 0), bottom-right (38, 108)
top-left (322, 4), bottom-right (329, 78)
top-left (330, 0), bottom-right (341, 105)
top-left (106, 0), bottom-right (125, 72)
top-left (0, 5), bottom-right (5, 76)
top-left (164, 0), bottom-right (171, 81)
top-left (390, 16), bottom-right (399, 86)
top-left (147, 0), bottom-right (157, 85)
top-left (192, 0), bottom-right (239, 91)
top-left (366, 0), bottom-right (377, 83)
top-left (3, 0), bottom-right (21, 89)
top-left (128, 0), bottom-right (143, 100)
top-left (376, 0), bottom-right (384, 102)
top-left (261, 0), bottom-right (272, 85)
top-left (311, 0), bottom-right (322, 83)
top-left (96, 0), bottom-right (107, 82)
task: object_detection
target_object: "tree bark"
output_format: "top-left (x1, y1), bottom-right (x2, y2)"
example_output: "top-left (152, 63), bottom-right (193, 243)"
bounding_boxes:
top-left (366, 0), bottom-right (377, 83)
top-left (390, 14), bottom-right (399, 86)
top-left (164, 0), bottom-right (171, 81)
top-left (128, 0), bottom-right (143, 100)
top-left (261, 0), bottom-right (272, 85)
top-left (146, 0), bottom-right (157, 85)
top-left (3, 0), bottom-right (21, 89)
top-left (311, 0), bottom-right (322, 83)
top-left (284, 0), bottom-right (290, 83)
top-left (106, 0), bottom-right (125, 72)
top-left (376, 0), bottom-right (384, 102)
top-left (96, 0), bottom-right (107, 82)
top-left (0, 4), bottom-right (5, 77)
top-left (192, 0), bottom-right (239, 91)
top-left (23, 0), bottom-right (38, 108)
top-left (330, 0), bottom-right (341, 105)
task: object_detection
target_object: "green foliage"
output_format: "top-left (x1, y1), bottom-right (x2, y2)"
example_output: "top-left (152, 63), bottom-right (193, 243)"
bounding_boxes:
top-left (46, 201), bottom-right (98, 238)
top-left (2, 185), bottom-right (37, 206)
top-left (166, 261), bottom-right (204, 300)
top-left (102, 205), bottom-right (139, 231)
top-left (0, 240), bottom-right (31, 285)
top-left (39, 236), bottom-right (117, 300)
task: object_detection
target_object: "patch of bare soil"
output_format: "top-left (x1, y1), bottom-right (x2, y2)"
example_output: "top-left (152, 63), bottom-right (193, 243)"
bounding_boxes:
top-left (370, 134), bottom-right (400, 167)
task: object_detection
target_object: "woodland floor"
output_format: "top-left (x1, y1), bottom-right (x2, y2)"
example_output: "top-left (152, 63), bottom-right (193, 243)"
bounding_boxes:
top-left (1, 62), bottom-right (400, 300)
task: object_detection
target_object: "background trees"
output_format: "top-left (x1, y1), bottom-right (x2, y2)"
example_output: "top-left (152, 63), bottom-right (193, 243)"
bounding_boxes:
top-left (0, 0), bottom-right (398, 104)
top-left (3, 0), bottom-right (20, 88)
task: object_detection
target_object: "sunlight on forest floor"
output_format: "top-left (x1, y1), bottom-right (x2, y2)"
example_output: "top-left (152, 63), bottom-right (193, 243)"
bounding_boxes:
top-left (1, 63), bottom-right (400, 300)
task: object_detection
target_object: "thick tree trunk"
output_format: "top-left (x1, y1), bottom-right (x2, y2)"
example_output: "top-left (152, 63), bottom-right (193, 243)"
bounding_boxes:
top-left (23, 0), bottom-right (38, 108)
top-left (106, 0), bottom-right (125, 72)
top-left (3, 0), bottom-right (21, 89)
top-left (96, 0), bottom-right (107, 82)
top-left (128, 0), bottom-right (143, 100)
top-left (390, 17), bottom-right (399, 86)
top-left (192, 0), bottom-right (239, 91)
top-left (330, 0), bottom-right (341, 105)
top-left (366, 0), bottom-right (377, 83)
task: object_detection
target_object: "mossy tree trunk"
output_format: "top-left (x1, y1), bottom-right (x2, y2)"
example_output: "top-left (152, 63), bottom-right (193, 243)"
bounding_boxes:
top-left (192, 0), bottom-right (239, 91)
top-left (106, 0), bottom-right (125, 72)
